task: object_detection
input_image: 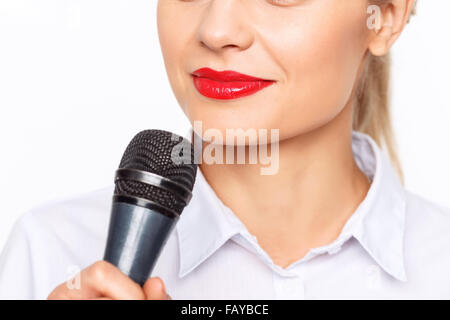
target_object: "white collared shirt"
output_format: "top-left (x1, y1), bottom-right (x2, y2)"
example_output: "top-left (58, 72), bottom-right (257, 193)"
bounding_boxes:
top-left (1, 131), bottom-right (450, 299)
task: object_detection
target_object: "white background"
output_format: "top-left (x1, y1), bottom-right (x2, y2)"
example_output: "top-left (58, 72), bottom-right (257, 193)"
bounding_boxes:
top-left (0, 1), bottom-right (449, 251)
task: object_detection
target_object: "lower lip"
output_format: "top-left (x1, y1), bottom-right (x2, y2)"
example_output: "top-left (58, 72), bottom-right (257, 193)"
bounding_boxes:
top-left (192, 77), bottom-right (275, 100)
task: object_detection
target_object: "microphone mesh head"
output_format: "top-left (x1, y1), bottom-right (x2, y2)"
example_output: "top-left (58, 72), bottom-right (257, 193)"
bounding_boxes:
top-left (114, 130), bottom-right (197, 216)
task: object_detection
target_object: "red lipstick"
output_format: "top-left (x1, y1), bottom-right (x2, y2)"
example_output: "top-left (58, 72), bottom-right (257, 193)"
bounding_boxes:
top-left (191, 68), bottom-right (275, 100)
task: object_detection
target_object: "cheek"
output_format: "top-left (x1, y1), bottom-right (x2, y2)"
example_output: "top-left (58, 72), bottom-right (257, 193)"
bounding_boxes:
top-left (157, 4), bottom-right (193, 109)
top-left (261, 7), bottom-right (369, 133)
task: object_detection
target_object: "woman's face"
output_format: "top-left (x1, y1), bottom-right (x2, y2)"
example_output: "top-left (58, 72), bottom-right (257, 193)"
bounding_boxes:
top-left (157, 0), bottom-right (373, 141)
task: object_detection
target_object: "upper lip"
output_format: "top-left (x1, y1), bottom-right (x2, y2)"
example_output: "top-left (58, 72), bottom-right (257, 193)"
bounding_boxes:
top-left (192, 67), bottom-right (274, 82)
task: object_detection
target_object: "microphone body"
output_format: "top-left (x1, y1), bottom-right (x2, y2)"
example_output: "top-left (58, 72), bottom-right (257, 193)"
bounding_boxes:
top-left (103, 201), bottom-right (177, 286)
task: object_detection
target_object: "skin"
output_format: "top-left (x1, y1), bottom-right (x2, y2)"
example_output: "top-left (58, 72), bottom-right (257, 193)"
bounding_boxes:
top-left (157, 0), bottom-right (414, 266)
top-left (48, 0), bottom-right (414, 299)
top-left (48, 261), bottom-right (170, 300)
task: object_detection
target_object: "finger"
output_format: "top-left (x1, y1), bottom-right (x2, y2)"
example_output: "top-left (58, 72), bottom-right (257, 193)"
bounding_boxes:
top-left (143, 277), bottom-right (168, 300)
top-left (84, 261), bottom-right (146, 300)
top-left (74, 261), bottom-right (145, 300)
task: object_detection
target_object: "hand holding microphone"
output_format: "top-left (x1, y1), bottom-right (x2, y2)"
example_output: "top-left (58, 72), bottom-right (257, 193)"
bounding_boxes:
top-left (48, 130), bottom-right (197, 299)
top-left (47, 261), bottom-right (170, 300)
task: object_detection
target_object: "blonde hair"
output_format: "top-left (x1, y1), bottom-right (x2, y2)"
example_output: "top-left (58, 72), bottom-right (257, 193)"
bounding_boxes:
top-left (353, 0), bottom-right (417, 184)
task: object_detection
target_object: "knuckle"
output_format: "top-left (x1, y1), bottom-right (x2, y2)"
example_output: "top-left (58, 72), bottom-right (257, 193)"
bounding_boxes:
top-left (89, 261), bottom-right (111, 283)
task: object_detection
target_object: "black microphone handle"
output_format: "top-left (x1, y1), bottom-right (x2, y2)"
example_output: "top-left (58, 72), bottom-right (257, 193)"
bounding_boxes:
top-left (103, 201), bottom-right (178, 286)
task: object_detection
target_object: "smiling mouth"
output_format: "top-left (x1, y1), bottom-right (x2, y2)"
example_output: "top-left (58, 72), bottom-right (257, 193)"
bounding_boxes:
top-left (191, 67), bottom-right (275, 100)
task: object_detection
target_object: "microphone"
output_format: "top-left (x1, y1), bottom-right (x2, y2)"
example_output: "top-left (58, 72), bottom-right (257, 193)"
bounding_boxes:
top-left (103, 129), bottom-right (198, 286)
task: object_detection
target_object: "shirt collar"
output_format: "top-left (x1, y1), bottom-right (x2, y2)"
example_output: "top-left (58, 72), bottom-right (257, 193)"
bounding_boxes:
top-left (176, 130), bottom-right (407, 281)
top-left (348, 131), bottom-right (407, 281)
top-left (176, 166), bottom-right (242, 278)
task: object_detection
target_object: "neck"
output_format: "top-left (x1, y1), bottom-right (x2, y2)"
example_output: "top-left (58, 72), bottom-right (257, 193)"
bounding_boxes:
top-left (198, 104), bottom-right (371, 268)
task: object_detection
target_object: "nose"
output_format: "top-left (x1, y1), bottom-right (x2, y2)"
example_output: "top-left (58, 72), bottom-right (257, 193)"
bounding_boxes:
top-left (196, 0), bottom-right (254, 53)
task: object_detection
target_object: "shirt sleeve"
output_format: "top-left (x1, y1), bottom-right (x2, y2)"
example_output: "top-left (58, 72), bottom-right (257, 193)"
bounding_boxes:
top-left (0, 213), bottom-right (36, 299)
top-left (0, 210), bottom-right (71, 300)
top-left (0, 190), bottom-right (111, 300)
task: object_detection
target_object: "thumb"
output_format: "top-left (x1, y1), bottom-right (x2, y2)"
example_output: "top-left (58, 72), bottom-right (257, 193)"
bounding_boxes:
top-left (143, 277), bottom-right (170, 300)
